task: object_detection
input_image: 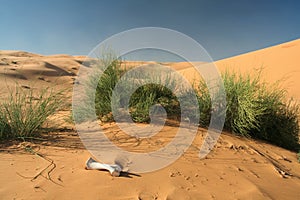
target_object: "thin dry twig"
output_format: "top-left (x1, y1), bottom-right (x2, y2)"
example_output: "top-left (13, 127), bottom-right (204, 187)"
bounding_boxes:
top-left (16, 142), bottom-right (63, 186)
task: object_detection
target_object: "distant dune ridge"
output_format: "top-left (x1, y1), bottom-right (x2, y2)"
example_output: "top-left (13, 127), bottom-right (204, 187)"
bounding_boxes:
top-left (0, 39), bottom-right (300, 199)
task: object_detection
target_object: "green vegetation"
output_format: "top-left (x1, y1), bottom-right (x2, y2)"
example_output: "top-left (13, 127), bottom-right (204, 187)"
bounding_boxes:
top-left (1, 52), bottom-right (296, 153)
top-left (0, 86), bottom-right (64, 139)
top-left (197, 70), bottom-right (299, 151)
top-left (1, 51), bottom-right (297, 153)
top-left (93, 56), bottom-right (299, 151)
top-left (93, 58), bottom-right (181, 123)
top-left (129, 83), bottom-right (180, 122)
top-left (94, 59), bottom-right (125, 120)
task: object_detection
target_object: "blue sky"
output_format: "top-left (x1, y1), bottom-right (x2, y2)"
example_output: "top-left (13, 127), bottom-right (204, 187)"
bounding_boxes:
top-left (1, 0), bottom-right (300, 61)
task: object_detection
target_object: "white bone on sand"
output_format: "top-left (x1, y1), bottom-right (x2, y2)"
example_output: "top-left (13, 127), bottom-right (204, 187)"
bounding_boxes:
top-left (85, 157), bottom-right (122, 177)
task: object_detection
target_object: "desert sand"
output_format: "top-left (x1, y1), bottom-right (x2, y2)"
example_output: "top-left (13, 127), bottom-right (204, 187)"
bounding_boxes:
top-left (179, 39), bottom-right (300, 101)
top-left (0, 39), bottom-right (300, 200)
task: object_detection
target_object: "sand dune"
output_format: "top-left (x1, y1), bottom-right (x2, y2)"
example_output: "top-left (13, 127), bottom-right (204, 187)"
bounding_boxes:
top-left (216, 39), bottom-right (300, 100)
top-left (177, 39), bottom-right (300, 100)
top-left (1, 40), bottom-right (300, 199)
top-left (0, 50), bottom-right (83, 87)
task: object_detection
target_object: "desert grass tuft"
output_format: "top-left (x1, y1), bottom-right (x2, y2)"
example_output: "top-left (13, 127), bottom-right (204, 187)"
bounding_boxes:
top-left (0, 86), bottom-right (64, 139)
top-left (95, 59), bottom-right (125, 119)
top-left (197, 70), bottom-right (299, 151)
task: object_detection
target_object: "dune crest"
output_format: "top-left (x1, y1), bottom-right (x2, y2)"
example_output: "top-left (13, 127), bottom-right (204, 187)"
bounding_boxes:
top-left (215, 39), bottom-right (300, 100)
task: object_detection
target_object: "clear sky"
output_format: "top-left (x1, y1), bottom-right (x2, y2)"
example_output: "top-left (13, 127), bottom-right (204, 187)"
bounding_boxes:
top-left (1, 0), bottom-right (300, 61)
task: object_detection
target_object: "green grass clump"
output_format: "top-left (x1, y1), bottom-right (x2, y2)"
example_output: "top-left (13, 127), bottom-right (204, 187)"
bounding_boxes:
top-left (197, 70), bottom-right (299, 151)
top-left (93, 57), bottom-right (181, 123)
top-left (94, 59), bottom-right (125, 120)
top-left (222, 71), bottom-right (265, 136)
top-left (0, 86), bottom-right (64, 139)
top-left (129, 83), bottom-right (180, 122)
top-left (197, 71), bottom-right (266, 136)
top-left (253, 91), bottom-right (299, 150)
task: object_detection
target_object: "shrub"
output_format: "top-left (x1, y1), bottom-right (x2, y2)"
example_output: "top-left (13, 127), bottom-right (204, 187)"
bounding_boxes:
top-left (197, 70), bottom-right (299, 151)
top-left (196, 80), bottom-right (212, 127)
top-left (253, 91), bottom-right (299, 150)
top-left (0, 86), bottom-right (64, 139)
top-left (129, 83), bottom-right (180, 122)
top-left (94, 59), bottom-right (125, 119)
top-left (222, 71), bottom-right (265, 136)
top-left (93, 58), bottom-right (182, 123)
